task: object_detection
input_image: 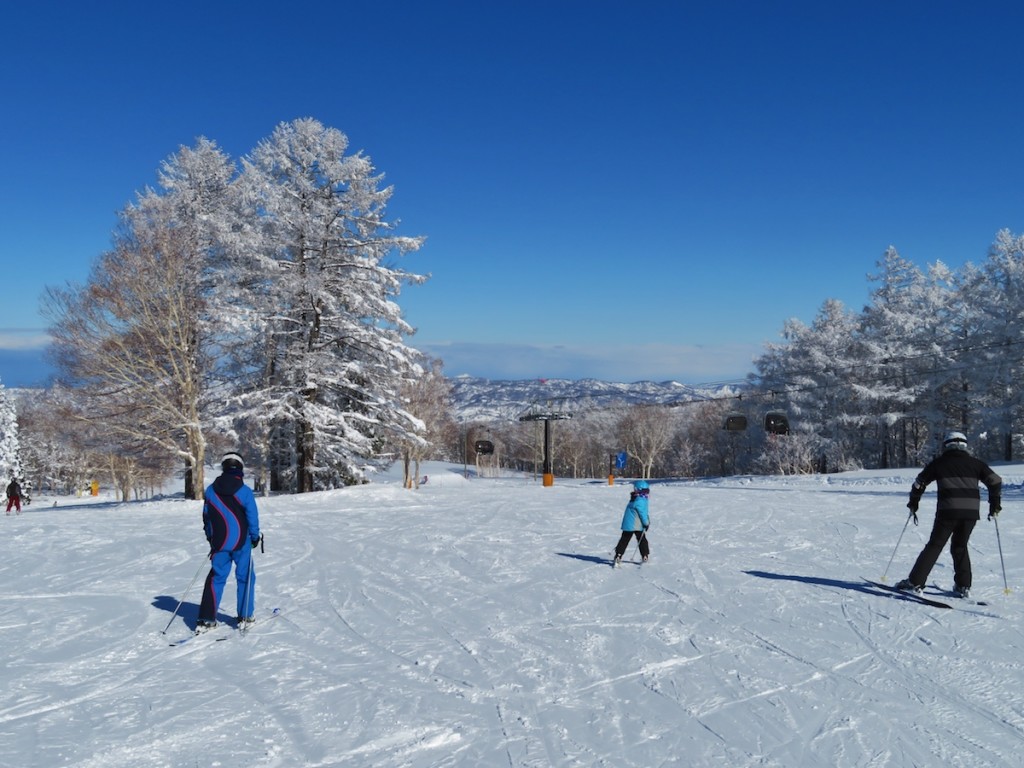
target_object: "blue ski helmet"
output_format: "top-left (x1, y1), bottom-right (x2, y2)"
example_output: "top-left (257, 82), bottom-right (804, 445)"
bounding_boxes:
top-left (633, 480), bottom-right (649, 492)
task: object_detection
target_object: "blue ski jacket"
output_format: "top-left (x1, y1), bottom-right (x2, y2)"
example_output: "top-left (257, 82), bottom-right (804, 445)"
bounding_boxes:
top-left (620, 482), bottom-right (650, 531)
top-left (203, 470), bottom-right (260, 553)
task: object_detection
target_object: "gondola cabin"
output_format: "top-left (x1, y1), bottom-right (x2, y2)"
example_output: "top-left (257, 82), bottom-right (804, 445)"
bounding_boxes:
top-left (723, 414), bottom-right (748, 432)
top-left (764, 411), bottom-right (790, 435)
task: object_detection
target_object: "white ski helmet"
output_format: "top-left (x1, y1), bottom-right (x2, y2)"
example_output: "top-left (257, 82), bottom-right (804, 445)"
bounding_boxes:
top-left (943, 431), bottom-right (968, 450)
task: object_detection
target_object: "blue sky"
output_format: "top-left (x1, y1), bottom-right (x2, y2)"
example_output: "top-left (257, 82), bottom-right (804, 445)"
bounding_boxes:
top-left (3, 1), bottom-right (1024, 388)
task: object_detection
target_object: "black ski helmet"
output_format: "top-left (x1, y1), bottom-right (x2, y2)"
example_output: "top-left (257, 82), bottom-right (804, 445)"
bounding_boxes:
top-left (943, 431), bottom-right (968, 450)
top-left (221, 452), bottom-right (244, 471)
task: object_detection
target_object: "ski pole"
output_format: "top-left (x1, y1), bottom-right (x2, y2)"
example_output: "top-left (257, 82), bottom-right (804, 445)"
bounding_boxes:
top-left (161, 556), bottom-right (208, 634)
top-left (880, 510), bottom-right (915, 583)
top-left (993, 515), bottom-right (1011, 595)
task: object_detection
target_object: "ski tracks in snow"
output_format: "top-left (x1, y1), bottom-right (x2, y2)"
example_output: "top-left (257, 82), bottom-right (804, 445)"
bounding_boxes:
top-left (626, 483), bottom-right (1024, 767)
top-left (839, 599), bottom-right (1024, 766)
top-left (5, 474), bottom-right (1023, 767)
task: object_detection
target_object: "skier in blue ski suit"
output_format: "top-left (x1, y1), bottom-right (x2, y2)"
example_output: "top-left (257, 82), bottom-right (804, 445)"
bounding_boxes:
top-left (613, 480), bottom-right (650, 565)
top-left (198, 453), bottom-right (261, 629)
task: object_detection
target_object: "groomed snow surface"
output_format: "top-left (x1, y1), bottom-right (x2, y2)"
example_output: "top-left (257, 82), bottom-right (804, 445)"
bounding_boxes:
top-left (2, 462), bottom-right (1022, 767)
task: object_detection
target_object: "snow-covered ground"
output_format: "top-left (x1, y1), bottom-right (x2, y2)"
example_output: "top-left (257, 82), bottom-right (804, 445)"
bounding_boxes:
top-left (2, 461), bottom-right (1022, 767)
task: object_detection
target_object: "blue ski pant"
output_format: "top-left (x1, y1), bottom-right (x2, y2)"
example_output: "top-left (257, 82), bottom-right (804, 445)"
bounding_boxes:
top-left (199, 546), bottom-right (255, 622)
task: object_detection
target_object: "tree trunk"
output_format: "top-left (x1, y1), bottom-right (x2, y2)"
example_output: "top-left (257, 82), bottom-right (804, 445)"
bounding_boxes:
top-left (183, 427), bottom-right (206, 499)
top-left (296, 415), bottom-right (315, 493)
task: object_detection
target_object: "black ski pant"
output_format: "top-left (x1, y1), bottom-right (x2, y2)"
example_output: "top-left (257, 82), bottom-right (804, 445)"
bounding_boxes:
top-left (909, 517), bottom-right (977, 589)
top-left (615, 530), bottom-right (649, 559)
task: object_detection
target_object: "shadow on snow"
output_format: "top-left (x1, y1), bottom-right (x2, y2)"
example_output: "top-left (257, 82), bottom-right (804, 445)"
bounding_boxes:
top-left (744, 570), bottom-right (927, 604)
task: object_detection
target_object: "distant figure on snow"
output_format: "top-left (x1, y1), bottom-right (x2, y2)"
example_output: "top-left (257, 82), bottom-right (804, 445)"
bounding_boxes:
top-left (613, 480), bottom-right (650, 567)
top-left (896, 431), bottom-right (1001, 599)
top-left (197, 453), bottom-right (261, 630)
top-left (6, 477), bottom-right (21, 515)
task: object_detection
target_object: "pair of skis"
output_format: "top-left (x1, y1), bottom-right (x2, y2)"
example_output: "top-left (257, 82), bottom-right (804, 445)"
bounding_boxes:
top-left (863, 579), bottom-right (991, 611)
top-left (168, 628), bottom-right (231, 647)
top-left (612, 558), bottom-right (646, 568)
top-left (168, 607), bottom-right (280, 646)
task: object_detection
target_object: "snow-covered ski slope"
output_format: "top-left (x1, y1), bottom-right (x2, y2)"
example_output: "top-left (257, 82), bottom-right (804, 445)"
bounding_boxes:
top-left (2, 462), bottom-right (1022, 767)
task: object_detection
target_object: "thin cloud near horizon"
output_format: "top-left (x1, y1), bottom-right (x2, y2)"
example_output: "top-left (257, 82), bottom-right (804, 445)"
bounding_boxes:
top-left (0, 329), bottom-right (51, 351)
top-left (0, 332), bottom-right (762, 386)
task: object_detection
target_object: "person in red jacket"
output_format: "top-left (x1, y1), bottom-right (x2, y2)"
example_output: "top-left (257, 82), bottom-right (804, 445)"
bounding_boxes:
top-left (896, 432), bottom-right (1001, 599)
top-left (197, 453), bottom-right (261, 630)
top-left (6, 478), bottom-right (22, 515)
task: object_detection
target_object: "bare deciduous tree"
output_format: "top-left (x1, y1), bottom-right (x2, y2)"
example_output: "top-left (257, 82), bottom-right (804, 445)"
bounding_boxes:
top-left (396, 357), bottom-right (456, 488)
top-left (44, 206), bottom-right (211, 498)
top-left (616, 405), bottom-right (678, 479)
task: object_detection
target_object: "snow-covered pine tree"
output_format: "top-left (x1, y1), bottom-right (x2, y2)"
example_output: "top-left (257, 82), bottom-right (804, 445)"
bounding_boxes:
top-left (234, 118), bottom-right (426, 491)
top-left (13, 384), bottom-right (91, 494)
top-left (752, 298), bottom-right (860, 472)
top-left (860, 247), bottom-right (950, 466)
top-left (967, 229), bottom-right (1024, 459)
top-left (931, 260), bottom-right (989, 441)
top-left (0, 380), bottom-right (22, 482)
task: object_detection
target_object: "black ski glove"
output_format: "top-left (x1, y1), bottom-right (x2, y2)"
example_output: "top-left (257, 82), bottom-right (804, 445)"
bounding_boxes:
top-left (251, 538), bottom-right (260, 549)
top-left (906, 501), bottom-right (918, 525)
top-left (988, 502), bottom-right (1001, 521)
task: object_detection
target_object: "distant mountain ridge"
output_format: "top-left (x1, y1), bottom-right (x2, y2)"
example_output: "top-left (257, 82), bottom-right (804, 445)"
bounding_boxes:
top-left (8, 378), bottom-right (743, 425)
top-left (449, 376), bottom-right (742, 422)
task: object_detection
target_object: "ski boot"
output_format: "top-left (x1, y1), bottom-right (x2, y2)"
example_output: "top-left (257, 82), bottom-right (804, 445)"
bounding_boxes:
top-left (895, 579), bottom-right (923, 594)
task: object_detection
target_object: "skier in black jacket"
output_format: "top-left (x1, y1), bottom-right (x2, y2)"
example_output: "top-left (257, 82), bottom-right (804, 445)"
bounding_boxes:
top-left (896, 431), bottom-right (1001, 599)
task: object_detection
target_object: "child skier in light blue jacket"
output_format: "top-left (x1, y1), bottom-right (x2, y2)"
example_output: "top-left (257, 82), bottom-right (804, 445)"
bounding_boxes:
top-left (613, 480), bottom-right (650, 567)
